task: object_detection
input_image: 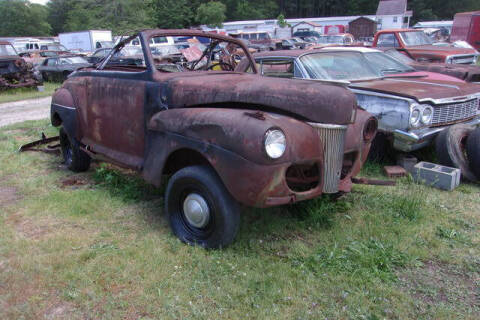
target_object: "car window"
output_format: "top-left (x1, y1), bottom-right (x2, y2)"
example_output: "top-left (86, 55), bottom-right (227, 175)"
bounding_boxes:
top-left (0, 44), bottom-right (17, 56)
top-left (258, 33), bottom-right (268, 40)
top-left (260, 59), bottom-right (295, 78)
top-left (399, 31), bottom-right (433, 46)
top-left (363, 52), bottom-right (415, 75)
top-left (40, 45), bottom-right (48, 50)
top-left (93, 50), bottom-right (107, 57)
top-left (384, 49), bottom-right (414, 64)
top-left (61, 57), bottom-right (88, 64)
top-left (46, 59), bottom-right (57, 66)
top-left (152, 36), bottom-right (168, 44)
top-left (377, 33), bottom-right (399, 48)
top-left (300, 52), bottom-right (380, 80)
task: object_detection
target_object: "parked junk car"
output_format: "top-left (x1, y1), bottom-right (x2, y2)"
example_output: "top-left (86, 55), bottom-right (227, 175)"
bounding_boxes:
top-left (293, 30), bottom-right (322, 40)
top-left (86, 47), bottom-right (144, 66)
top-left (372, 29), bottom-right (479, 65)
top-left (381, 48), bottom-right (480, 83)
top-left (238, 47), bottom-right (480, 181)
top-left (50, 29), bottom-right (368, 248)
top-left (37, 55), bottom-right (91, 82)
top-left (0, 41), bottom-right (42, 90)
top-left (317, 34), bottom-right (355, 45)
top-left (20, 50), bottom-right (70, 66)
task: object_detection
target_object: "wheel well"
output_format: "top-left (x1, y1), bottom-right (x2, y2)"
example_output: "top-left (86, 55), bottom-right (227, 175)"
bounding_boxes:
top-left (162, 148), bottom-right (212, 175)
top-left (51, 112), bottom-right (62, 126)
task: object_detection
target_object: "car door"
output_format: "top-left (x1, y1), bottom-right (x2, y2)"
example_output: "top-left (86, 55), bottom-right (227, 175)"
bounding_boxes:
top-left (43, 58), bottom-right (57, 81)
top-left (80, 47), bottom-right (148, 169)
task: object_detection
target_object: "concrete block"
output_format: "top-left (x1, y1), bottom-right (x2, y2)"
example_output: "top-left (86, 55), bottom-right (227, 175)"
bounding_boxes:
top-left (396, 154), bottom-right (418, 173)
top-left (412, 162), bottom-right (461, 191)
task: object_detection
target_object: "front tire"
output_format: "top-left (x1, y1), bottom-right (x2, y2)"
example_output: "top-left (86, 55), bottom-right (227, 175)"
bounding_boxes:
top-left (466, 127), bottom-right (480, 181)
top-left (165, 165), bottom-right (240, 249)
top-left (435, 124), bottom-right (476, 181)
top-left (59, 127), bottom-right (91, 172)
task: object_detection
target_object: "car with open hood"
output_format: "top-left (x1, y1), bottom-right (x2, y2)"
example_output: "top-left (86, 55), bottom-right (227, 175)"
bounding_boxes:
top-left (49, 29), bottom-right (372, 248)
top-left (236, 47), bottom-right (480, 181)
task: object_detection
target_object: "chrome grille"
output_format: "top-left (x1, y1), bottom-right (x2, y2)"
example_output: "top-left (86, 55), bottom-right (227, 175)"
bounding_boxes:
top-left (450, 55), bottom-right (476, 65)
top-left (309, 123), bottom-right (347, 193)
top-left (432, 98), bottom-right (479, 125)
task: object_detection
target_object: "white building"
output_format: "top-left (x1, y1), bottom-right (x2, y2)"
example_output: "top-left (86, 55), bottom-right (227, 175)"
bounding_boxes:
top-left (203, 0), bottom-right (413, 37)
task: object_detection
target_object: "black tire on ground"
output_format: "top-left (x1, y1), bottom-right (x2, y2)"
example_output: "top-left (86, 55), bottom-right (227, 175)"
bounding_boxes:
top-left (165, 165), bottom-right (241, 249)
top-left (466, 127), bottom-right (480, 181)
top-left (368, 132), bottom-right (393, 162)
top-left (42, 72), bottom-right (48, 82)
top-left (435, 124), bottom-right (476, 181)
top-left (59, 127), bottom-right (91, 172)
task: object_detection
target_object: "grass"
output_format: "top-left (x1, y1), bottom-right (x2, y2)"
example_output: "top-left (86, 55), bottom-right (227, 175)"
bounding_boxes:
top-left (0, 120), bottom-right (479, 319)
top-left (0, 82), bottom-right (61, 104)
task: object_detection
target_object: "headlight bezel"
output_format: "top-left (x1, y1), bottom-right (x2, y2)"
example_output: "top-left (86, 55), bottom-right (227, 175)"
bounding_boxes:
top-left (264, 128), bottom-right (286, 159)
top-left (410, 103), bottom-right (434, 128)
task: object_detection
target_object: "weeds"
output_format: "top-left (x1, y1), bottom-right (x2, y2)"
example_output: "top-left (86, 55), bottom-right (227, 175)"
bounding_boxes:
top-left (295, 238), bottom-right (410, 281)
top-left (93, 163), bottom-right (161, 202)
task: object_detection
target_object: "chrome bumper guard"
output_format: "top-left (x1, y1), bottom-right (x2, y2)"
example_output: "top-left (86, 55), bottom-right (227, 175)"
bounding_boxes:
top-left (393, 116), bottom-right (480, 152)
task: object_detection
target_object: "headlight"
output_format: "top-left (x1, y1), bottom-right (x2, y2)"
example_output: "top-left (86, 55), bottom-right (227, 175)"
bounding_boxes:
top-left (421, 105), bottom-right (434, 124)
top-left (264, 129), bottom-right (286, 159)
top-left (410, 107), bottom-right (421, 127)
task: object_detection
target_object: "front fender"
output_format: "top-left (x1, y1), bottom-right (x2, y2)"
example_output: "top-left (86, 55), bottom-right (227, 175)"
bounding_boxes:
top-left (51, 88), bottom-right (77, 138)
top-left (147, 108), bottom-right (322, 165)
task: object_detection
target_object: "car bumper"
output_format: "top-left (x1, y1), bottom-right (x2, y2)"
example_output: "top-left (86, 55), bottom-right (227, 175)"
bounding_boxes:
top-left (393, 116), bottom-right (480, 152)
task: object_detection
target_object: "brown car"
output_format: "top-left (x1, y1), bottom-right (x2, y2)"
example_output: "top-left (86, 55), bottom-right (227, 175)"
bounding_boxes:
top-left (372, 29), bottom-right (479, 65)
top-left (0, 41), bottom-right (41, 90)
top-left (50, 29), bottom-right (373, 248)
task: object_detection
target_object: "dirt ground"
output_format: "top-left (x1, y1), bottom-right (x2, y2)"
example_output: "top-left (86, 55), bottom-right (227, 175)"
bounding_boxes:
top-left (0, 97), bottom-right (51, 127)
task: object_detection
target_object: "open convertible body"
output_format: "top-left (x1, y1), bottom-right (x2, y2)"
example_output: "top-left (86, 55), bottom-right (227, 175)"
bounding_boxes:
top-left (50, 30), bottom-right (375, 248)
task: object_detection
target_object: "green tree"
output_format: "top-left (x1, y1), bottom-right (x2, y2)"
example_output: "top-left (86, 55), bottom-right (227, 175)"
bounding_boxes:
top-left (47, 0), bottom-right (74, 35)
top-left (277, 13), bottom-right (288, 28)
top-left (151, 0), bottom-right (193, 29)
top-left (0, 0), bottom-right (51, 36)
top-left (196, 1), bottom-right (226, 28)
top-left (64, 0), bottom-right (154, 35)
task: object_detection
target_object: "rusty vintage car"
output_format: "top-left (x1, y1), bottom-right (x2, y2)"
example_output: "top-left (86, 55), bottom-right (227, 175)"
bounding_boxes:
top-left (50, 29), bottom-right (373, 248)
top-left (237, 47), bottom-right (480, 181)
top-left (0, 41), bottom-right (42, 90)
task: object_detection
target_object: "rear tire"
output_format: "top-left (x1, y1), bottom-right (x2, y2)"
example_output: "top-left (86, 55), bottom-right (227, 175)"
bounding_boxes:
top-left (435, 124), bottom-right (476, 181)
top-left (59, 127), bottom-right (91, 172)
top-left (466, 127), bottom-right (480, 181)
top-left (165, 165), bottom-right (240, 249)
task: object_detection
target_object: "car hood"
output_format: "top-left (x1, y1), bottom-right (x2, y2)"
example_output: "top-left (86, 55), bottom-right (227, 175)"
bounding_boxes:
top-left (406, 45), bottom-right (477, 56)
top-left (159, 72), bottom-right (356, 125)
top-left (410, 62), bottom-right (480, 82)
top-left (350, 78), bottom-right (480, 101)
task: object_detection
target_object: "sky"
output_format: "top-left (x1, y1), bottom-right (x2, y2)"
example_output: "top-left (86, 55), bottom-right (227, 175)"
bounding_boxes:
top-left (30, 0), bottom-right (49, 5)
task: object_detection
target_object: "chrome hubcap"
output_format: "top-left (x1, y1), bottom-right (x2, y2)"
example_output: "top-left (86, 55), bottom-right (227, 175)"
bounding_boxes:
top-left (183, 193), bottom-right (210, 228)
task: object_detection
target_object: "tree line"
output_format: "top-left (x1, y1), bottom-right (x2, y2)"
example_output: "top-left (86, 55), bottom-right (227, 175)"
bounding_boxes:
top-left (0, 0), bottom-right (479, 37)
